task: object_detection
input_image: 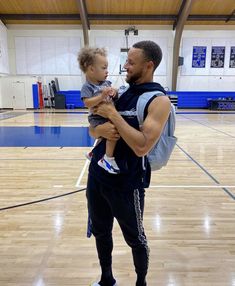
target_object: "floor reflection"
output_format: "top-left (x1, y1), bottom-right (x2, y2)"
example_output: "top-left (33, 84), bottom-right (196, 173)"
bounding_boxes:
top-left (0, 126), bottom-right (94, 147)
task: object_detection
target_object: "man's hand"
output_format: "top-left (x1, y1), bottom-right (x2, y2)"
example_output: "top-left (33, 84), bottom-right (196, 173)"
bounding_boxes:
top-left (93, 102), bottom-right (117, 119)
top-left (89, 121), bottom-right (120, 141)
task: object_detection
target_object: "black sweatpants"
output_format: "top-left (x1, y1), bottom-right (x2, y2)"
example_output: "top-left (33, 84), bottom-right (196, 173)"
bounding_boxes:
top-left (86, 173), bottom-right (149, 279)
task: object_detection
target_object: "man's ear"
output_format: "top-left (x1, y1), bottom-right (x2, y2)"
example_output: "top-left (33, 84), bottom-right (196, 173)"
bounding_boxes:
top-left (147, 61), bottom-right (154, 71)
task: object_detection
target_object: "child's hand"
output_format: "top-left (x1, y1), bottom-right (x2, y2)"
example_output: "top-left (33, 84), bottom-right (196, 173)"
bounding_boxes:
top-left (101, 87), bottom-right (112, 99)
top-left (108, 88), bottom-right (118, 98)
top-left (101, 87), bottom-right (117, 101)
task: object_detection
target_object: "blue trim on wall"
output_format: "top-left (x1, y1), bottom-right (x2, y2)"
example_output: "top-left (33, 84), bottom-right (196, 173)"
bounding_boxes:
top-left (167, 91), bottom-right (235, 108)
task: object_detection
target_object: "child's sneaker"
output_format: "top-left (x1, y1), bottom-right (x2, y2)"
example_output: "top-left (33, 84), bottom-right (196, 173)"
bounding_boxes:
top-left (98, 155), bottom-right (120, 174)
top-left (85, 151), bottom-right (93, 161)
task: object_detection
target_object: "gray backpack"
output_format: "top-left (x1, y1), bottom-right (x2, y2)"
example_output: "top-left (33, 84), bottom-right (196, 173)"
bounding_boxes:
top-left (136, 91), bottom-right (177, 171)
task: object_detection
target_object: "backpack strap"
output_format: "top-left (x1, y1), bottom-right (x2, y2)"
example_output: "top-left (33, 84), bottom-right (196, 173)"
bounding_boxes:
top-left (136, 91), bottom-right (175, 137)
top-left (136, 91), bottom-right (165, 125)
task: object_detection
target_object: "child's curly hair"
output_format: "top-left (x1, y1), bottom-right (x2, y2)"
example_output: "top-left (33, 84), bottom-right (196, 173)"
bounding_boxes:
top-left (78, 47), bottom-right (107, 73)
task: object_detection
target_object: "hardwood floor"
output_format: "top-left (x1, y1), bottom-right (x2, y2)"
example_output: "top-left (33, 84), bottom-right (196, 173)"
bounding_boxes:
top-left (0, 110), bottom-right (234, 286)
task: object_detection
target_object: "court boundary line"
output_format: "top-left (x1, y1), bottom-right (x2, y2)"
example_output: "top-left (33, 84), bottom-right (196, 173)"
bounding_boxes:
top-left (0, 188), bottom-right (86, 212)
top-left (1, 183), bottom-right (234, 212)
top-left (75, 159), bottom-right (89, 188)
top-left (180, 114), bottom-right (235, 138)
top-left (176, 143), bottom-right (235, 200)
top-left (149, 185), bottom-right (235, 188)
top-left (75, 139), bottom-right (98, 188)
top-left (77, 184), bottom-right (235, 189)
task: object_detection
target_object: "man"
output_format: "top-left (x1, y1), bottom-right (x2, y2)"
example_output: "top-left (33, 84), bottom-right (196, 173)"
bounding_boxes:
top-left (87, 41), bottom-right (171, 286)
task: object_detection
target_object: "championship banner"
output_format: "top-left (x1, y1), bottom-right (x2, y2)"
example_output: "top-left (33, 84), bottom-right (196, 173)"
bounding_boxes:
top-left (229, 46), bottom-right (235, 68)
top-left (210, 46), bottom-right (225, 68)
top-left (192, 46), bottom-right (207, 68)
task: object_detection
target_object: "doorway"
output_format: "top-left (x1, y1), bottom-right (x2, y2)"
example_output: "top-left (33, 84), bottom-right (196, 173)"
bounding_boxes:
top-left (12, 81), bottom-right (26, 109)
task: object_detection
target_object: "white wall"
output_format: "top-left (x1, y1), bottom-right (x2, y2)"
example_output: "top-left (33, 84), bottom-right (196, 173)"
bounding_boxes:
top-left (0, 21), bottom-right (9, 108)
top-left (89, 29), bottom-right (173, 89)
top-left (0, 21), bottom-right (9, 75)
top-left (0, 79), bottom-right (2, 108)
top-left (1, 24), bottom-right (235, 109)
top-left (1, 25), bottom-right (173, 108)
top-left (2, 26), bottom-right (84, 108)
top-left (0, 76), bottom-right (38, 108)
top-left (179, 28), bottom-right (235, 91)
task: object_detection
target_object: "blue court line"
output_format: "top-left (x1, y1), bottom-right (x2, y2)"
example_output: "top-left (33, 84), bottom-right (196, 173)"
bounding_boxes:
top-left (0, 126), bottom-right (94, 147)
top-left (176, 144), bottom-right (234, 200)
top-left (180, 114), bottom-right (235, 139)
top-left (0, 158), bottom-right (84, 161)
top-left (33, 111), bottom-right (88, 114)
top-left (33, 110), bottom-right (235, 115)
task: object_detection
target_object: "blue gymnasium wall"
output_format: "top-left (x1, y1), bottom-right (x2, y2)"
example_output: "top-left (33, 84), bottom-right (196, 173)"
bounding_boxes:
top-left (167, 91), bottom-right (235, 108)
top-left (60, 90), bottom-right (235, 109)
top-left (58, 90), bottom-right (84, 108)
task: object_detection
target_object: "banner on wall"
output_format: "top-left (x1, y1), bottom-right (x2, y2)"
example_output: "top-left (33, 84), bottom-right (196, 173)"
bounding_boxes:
top-left (229, 46), bottom-right (235, 68)
top-left (210, 46), bottom-right (225, 68)
top-left (192, 46), bottom-right (207, 68)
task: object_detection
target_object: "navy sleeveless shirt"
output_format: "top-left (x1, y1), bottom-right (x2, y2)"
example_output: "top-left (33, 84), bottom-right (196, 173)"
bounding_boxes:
top-left (88, 82), bottom-right (166, 191)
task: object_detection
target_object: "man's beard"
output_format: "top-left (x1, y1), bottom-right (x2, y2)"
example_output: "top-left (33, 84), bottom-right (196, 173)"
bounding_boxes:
top-left (125, 70), bottom-right (143, 84)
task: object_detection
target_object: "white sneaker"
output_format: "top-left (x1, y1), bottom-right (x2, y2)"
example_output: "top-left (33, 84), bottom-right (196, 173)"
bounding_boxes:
top-left (98, 156), bottom-right (120, 174)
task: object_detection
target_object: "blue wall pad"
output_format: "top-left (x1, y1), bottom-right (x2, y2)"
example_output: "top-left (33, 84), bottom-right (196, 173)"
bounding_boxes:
top-left (57, 90), bottom-right (84, 108)
top-left (32, 84), bottom-right (39, 109)
top-left (167, 91), bottom-right (235, 108)
top-left (0, 126), bottom-right (94, 147)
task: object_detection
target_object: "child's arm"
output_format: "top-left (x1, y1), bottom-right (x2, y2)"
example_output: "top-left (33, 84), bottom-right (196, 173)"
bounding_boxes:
top-left (83, 87), bottom-right (114, 108)
top-left (83, 94), bottom-right (104, 109)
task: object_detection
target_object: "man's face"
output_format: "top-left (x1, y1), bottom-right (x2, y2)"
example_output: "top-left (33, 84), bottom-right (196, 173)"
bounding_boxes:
top-left (124, 48), bottom-right (148, 84)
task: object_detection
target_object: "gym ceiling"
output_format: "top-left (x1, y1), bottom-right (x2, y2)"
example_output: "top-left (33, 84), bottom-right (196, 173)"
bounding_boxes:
top-left (0, 0), bottom-right (234, 27)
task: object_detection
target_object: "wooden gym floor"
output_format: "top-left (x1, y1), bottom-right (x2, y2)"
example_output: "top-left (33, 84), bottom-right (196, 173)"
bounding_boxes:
top-left (0, 109), bottom-right (234, 286)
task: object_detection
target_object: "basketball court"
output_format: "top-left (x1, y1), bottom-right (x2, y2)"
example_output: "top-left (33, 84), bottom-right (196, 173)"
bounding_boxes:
top-left (0, 109), bottom-right (234, 285)
top-left (0, 1), bottom-right (235, 285)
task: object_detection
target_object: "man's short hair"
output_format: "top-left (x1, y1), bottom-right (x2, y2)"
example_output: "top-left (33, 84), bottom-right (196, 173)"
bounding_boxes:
top-left (78, 47), bottom-right (107, 73)
top-left (133, 41), bottom-right (162, 72)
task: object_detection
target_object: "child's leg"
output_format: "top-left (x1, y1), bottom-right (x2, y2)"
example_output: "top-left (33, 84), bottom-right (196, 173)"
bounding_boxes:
top-left (85, 138), bottom-right (101, 161)
top-left (105, 140), bottom-right (116, 158)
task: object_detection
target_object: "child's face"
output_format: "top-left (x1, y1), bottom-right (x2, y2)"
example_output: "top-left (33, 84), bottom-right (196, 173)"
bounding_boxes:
top-left (92, 54), bottom-right (109, 82)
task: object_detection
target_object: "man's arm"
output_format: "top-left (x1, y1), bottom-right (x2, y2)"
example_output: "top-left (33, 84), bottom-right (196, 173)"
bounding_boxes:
top-left (89, 121), bottom-right (120, 141)
top-left (93, 96), bottom-right (171, 156)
